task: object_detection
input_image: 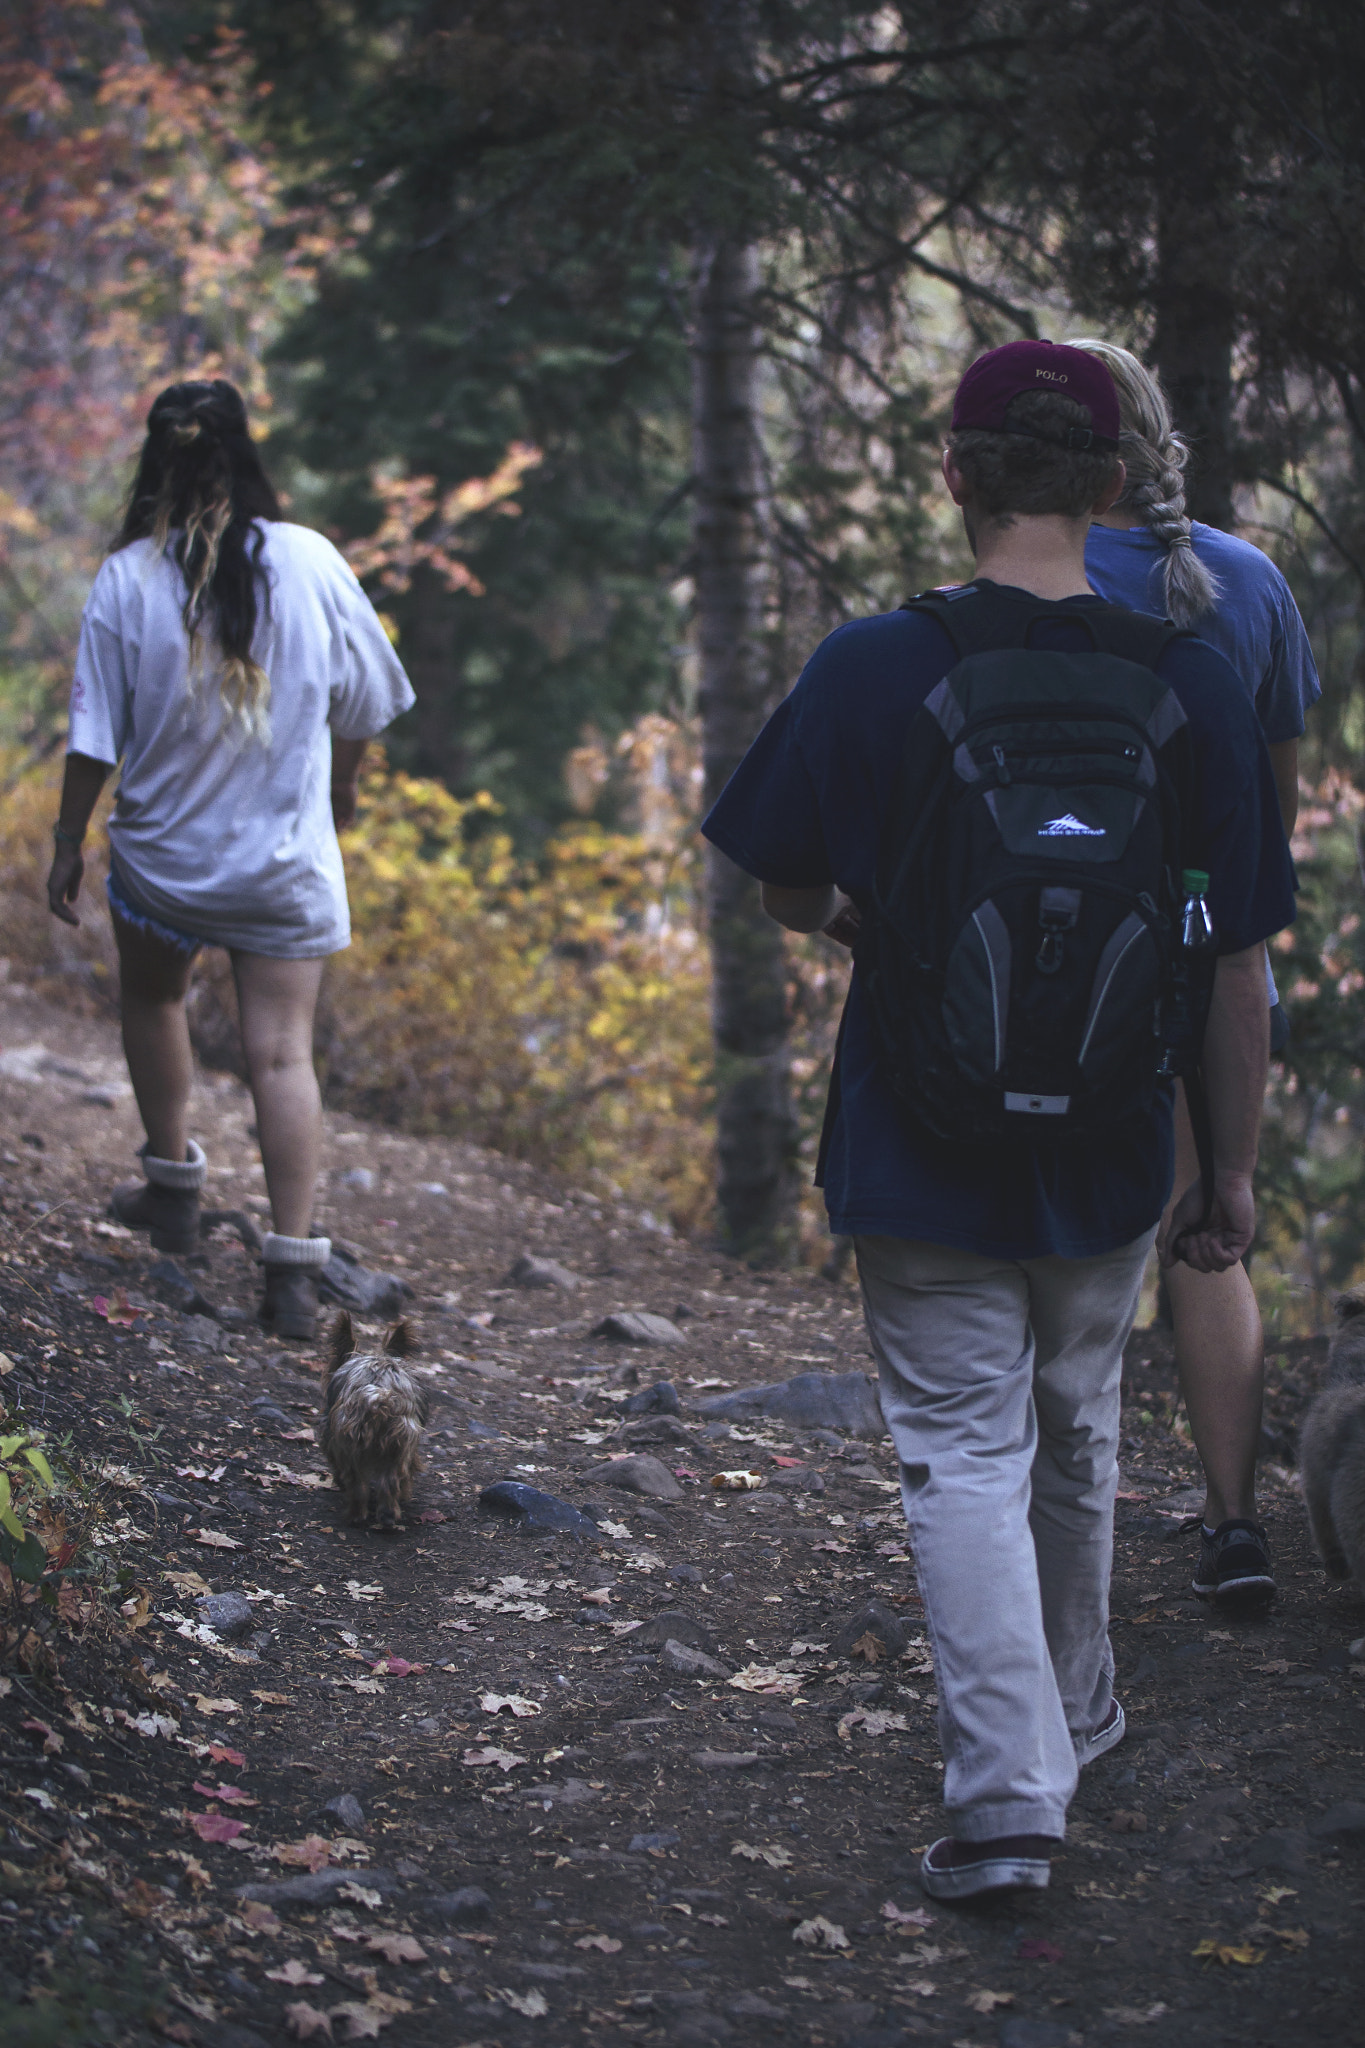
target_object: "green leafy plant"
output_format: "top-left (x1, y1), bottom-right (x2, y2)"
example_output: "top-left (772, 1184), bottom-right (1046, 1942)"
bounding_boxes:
top-left (0, 1420), bottom-right (57, 1585)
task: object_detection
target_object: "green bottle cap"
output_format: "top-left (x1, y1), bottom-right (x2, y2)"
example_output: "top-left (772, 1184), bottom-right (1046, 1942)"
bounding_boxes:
top-left (1181, 868), bottom-right (1210, 893)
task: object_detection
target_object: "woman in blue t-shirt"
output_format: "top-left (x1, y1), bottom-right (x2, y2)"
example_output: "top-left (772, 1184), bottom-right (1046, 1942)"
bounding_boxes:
top-left (1072, 338), bottom-right (1320, 1611)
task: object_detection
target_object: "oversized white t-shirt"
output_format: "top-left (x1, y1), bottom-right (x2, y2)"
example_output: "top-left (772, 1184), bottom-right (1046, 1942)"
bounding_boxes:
top-left (67, 522), bottom-right (415, 956)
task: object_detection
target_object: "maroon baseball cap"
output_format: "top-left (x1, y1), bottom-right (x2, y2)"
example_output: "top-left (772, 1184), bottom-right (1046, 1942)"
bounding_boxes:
top-left (951, 339), bottom-right (1121, 449)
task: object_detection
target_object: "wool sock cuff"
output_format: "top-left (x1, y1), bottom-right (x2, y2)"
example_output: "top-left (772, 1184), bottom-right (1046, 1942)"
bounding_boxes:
top-left (262, 1232), bottom-right (331, 1269)
top-left (140, 1139), bottom-right (207, 1191)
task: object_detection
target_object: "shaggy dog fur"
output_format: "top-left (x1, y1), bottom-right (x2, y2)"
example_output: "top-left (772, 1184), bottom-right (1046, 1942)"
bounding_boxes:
top-left (319, 1311), bottom-right (428, 1529)
top-left (1299, 1290), bottom-right (1365, 1589)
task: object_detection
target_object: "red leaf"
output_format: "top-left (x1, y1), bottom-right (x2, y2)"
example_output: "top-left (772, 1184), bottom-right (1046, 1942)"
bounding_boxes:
top-left (367, 1654), bottom-right (426, 1677)
top-left (771, 1456), bottom-right (805, 1468)
top-left (417, 1509), bottom-right (446, 1524)
top-left (188, 1811), bottom-right (247, 1843)
top-left (193, 1780), bottom-right (258, 1806)
top-left (92, 1289), bottom-right (140, 1327)
top-left (208, 1743), bottom-right (246, 1767)
top-left (1018, 1936), bottom-right (1065, 1962)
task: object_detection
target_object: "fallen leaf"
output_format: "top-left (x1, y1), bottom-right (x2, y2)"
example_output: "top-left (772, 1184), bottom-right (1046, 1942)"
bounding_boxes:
top-left (193, 1529), bottom-right (244, 1551)
top-left (21, 1717), bottom-right (63, 1755)
top-left (788, 1640), bottom-right (829, 1657)
top-left (93, 1289), bottom-right (141, 1327)
top-left (236, 1901), bottom-right (282, 1934)
top-left (793, 1915), bottom-right (850, 1952)
top-left (330, 2004), bottom-right (391, 2041)
top-left (479, 1692), bottom-right (541, 1717)
top-left (1253, 1660), bottom-right (1292, 1675)
top-left (165, 1569), bottom-right (213, 1597)
top-left (771, 1455), bottom-right (805, 1468)
top-left (848, 1630), bottom-right (885, 1665)
top-left (1017, 1936), bottom-right (1065, 1962)
top-left (188, 1812), bottom-right (248, 1844)
top-left (965, 1989), bottom-right (1015, 2013)
top-left (1267, 1926), bottom-right (1311, 1949)
top-left (208, 1743), bottom-right (246, 1767)
top-left (193, 1781), bottom-right (258, 1806)
top-left (1103, 2004), bottom-right (1168, 2026)
top-left (369, 1656), bottom-right (426, 1677)
top-left (732, 1841), bottom-right (793, 1869)
top-left (1259, 1885), bottom-right (1298, 1907)
top-left (727, 1664), bottom-right (802, 1695)
top-left (285, 2002), bottom-right (333, 2040)
top-left (250, 1691), bottom-right (293, 1706)
top-left (837, 1709), bottom-right (908, 1740)
top-left (366, 1933), bottom-right (427, 1964)
top-left (580, 1588), bottom-right (611, 1607)
top-left (574, 1934), bottom-right (623, 1953)
top-left (1192, 1939), bottom-right (1265, 1966)
top-left (25, 1788), bottom-right (57, 1811)
top-left (499, 1988), bottom-right (549, 2017)
top-left (1108, 1809), bottom-right (1147, 1833)
top-left (345, 1678), bottom-right (385, 1695)
top-left (882, 1902), bottom-right (935, 1929)
top-left (267, 1960), bottom-right (326, 1986)
top-left (697, 1913), bottom-right (729, 1926)
top-left (119, 1589), bottom-right (152, 1629)
top-left (461, 1746), bottom-right (526, 1771)
top-left (190, 1695), bottom-right (241, 1715)
top-left (711, 1470), bottom-right (764, 1490)
top-left (338, 1882), bottom-right (383, 1910)
top-left (272, 1836), bottom-right (332, 1873)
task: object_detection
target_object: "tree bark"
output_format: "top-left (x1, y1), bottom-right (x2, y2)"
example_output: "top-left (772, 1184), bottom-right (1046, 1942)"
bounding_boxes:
top-left (403, 564), bottom-right (466, 786)
top-left (692, 235), bottom-right (797, 1259)
top-left (1151, 16), bottom-right (1236, 530)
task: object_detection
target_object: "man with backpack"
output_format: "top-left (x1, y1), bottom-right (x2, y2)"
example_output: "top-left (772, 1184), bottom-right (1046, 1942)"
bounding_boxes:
top-left (702, 340), bottom-right (1295, 1901)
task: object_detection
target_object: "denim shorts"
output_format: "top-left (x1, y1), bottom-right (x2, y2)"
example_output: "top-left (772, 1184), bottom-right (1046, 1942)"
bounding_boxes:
top-left (106, 859), bottom-right (206, 961)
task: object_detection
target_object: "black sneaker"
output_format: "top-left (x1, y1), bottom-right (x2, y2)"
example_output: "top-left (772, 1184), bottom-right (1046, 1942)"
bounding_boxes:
top-left (1192, 1519), bottom-right (1275, 1607)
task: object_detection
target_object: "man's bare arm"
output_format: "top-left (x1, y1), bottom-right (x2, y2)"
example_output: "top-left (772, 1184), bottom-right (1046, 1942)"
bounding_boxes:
top-left (760, 881), bottom-right (839, 933)
top-left (1266, 738), bottom-right (1299, 839)
top-left (46, 751), bottom-right (111, 927)
top-left (1159, 942), bottom-right (1269, 1273)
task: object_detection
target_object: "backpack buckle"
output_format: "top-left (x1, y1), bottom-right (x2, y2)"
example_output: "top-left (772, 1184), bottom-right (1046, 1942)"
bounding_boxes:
top-left (1036, 886), bottom-right (1081, 975)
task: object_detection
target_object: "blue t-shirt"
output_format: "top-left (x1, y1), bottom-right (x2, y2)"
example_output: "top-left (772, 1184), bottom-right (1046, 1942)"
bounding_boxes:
top-left (1085, 522), bottom-right (1320, 742)
top-left (702, 585), bottom-right (1298, 1260)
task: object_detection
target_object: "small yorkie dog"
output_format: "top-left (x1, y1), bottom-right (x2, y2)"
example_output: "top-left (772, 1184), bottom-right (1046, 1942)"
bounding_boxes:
top-left (319, 1311), bottom-right (428, 1530)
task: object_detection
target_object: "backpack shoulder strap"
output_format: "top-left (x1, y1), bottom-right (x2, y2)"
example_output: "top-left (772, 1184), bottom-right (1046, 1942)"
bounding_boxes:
top-left (901, 581), bottom-right (1198, 674)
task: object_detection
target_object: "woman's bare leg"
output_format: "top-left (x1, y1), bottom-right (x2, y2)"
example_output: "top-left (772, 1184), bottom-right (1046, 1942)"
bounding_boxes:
top-left (114, 914), bottom-right (197, 1163)
top-left (1163, 1081), bottom-right (1264, 1525)
top-left (230, 953), bottom-right (326, 1241)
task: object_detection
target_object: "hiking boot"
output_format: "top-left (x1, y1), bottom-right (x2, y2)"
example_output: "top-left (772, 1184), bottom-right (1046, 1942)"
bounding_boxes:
top-left (258, 1234), bottom-right (331, 1342)
top-left (109, 1140), bottom-right (206, 1254)
top-left (1192, 1518), bottom-right (1275, 1608)
top-left (919, 1834), bottom-right (1055, 1901)
top-left (1074, 1698), bottom-right (1125, 1768)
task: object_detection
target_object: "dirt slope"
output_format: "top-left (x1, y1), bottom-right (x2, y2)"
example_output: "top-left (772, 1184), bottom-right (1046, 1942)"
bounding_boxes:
top-left (0, 976), bottom-right (1362, 2048)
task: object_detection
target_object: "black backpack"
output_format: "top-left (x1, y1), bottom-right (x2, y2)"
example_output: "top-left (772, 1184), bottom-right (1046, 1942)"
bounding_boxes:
top-left (854, 582), bottom-right (1200, 1147)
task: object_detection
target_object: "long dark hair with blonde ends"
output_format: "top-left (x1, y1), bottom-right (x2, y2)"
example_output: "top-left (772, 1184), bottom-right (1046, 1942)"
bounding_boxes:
top-left (115, 380), bottom-right (281, 740)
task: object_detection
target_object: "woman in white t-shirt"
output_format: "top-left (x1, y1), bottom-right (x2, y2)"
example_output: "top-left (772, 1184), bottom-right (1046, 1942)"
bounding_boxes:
top-left (46, 380), bottom-right (415, 1340)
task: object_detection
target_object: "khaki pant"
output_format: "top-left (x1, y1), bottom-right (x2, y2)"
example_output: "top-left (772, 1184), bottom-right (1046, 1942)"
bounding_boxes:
top-left (856, 1226), bottom-right (1155, 1841)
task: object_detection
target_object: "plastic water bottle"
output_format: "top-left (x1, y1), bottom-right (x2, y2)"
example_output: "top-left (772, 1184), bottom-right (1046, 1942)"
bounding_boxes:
top-left (1180, 867), bottom-right (1217, 1045)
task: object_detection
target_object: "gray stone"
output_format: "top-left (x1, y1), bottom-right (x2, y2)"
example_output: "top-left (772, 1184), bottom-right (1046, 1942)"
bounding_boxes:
top-left (1308, 1801), bottom-right (1365, 1840)
top-left (623, 1380), bottom-right (682, 1417)
top-left (998, 2022), bottom-right (1080, 2048)
top-left (148, 1258), bottom-right (217, 1319)
top-left (592, 1312), bottom-right (687, 1347)
top-left (769, 1466), bottom-right (824, 1495)
top-left (696, 1372), bottom-right (885, 1441)
top-left (182, 1315), bottom-right (227, 1352)
top-left (519, 1777), bottom-right (599, 1807)
top-left (477, 1481), bottom-right (600, 1538)
top-left (668, 1564), bottom-right (704, 1586)
top-left (235, 1868), bottom-right (397, 1905)
top-left (423, 1885), bottom-right (491, 1925)
top-left (630, 1830), bottom-right (681, 1853)
top-left (583, 1454), bottom-right (684, 1501)
top-left (196, 1592), bottom-right (255, 1641)
top-left (662, 1640), bottom-right (733, 1681)
top-left (830, 1600), bottom-right (910, 1662)
top-left (726, 1993), bottom-right (786, 2020)
top-left (507, 1253), bottom-right (581, 1292)
top-left (617, 1415), bottom-right (693, 1448)
top-left (1238, 1828), bottom-right (1311, 1873)
top-left (632, 1610), bottom-right (717, 1653)
top-left (691, 1749), bottom-right (761, 1769)
top-left (317, 1242), bottom-right (412, 1317)
top-left (322, 1793), bottom-right (366, 1833)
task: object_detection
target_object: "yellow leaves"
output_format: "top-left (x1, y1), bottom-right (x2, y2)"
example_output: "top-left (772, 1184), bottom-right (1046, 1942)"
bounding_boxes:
top-left (1192, 1938), bottom-right (1265, 1966)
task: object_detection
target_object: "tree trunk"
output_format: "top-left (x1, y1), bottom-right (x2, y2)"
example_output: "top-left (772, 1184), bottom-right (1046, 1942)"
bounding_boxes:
top-left (403, 565), bottom-right (466, 786)
top-left (692, 235), bottom-right (797, 1260)
top-left (1151, 17), bottom-right (1236, 530)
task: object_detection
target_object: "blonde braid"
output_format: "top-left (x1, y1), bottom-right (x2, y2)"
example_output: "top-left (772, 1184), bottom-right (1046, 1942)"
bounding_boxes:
top-left (1067, 338), bottom-right (1222, 629)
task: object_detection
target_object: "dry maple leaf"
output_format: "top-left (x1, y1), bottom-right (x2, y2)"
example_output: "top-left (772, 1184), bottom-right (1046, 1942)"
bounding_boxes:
top-left (208, 1742), bottom-right (247, 1767)
top-left (330, 2003), bottom-right (389, 2040)
top-left (194, 1529), bottom-right (244, 1551)
top-left (365, 1933), bottom-right (427, 1964)
top-left (237, 1901), bottom-right (281, 1935)
top-left (193, 1780), bottom-right (258, 1806)
top-left (285, 2003), bottom-right (334, 2041)
top-left (499, 1989), bottom-right (549, 2018)
top-left (479, 1692), bottom-right (541, 1717)
top-left (338, 1882), bottom-right (383, 1910)
top-left (267, 1960), bottom-right (326, 1987)
top-left (881, 1902), bottom-right (935, 1929)
top-left (1192, 1939), bottom-right (1264, 1966)
top-left (21, 1717), bottom-right (62, 1755)
top-left (461, 1745), bottom-right (526, 1771)
top-left (848, 1630), bottom-right (885, 1665)
top-left (189, 1694), bottom-right (241, 1715)
top-left (188, 1812), bottom-right (247, 1844)
top-left (837, 1709), bottom-right (908, 1740)
top-left (273, 1835), bottom-right (332, 1873)
top-left (793, 1915), bottom-right (850, 1952)
top-left (965, 1989), bottom-right (1015, 2013)
top-left (251, 1690), bottom-right (293, 1706)
top-left (731, 1841), bottom-right (793, 1869)
top-left (93, 1289), bottom-right (140, 1327)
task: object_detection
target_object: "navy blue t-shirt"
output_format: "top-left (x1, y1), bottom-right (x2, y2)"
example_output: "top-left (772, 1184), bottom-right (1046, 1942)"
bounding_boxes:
top-left (702, 585), bottom-right (1298, 1260)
